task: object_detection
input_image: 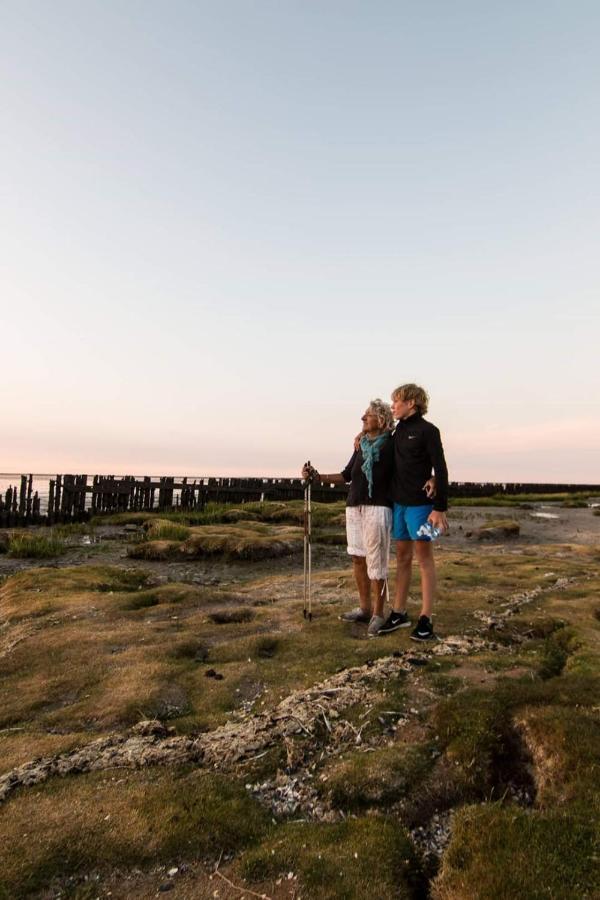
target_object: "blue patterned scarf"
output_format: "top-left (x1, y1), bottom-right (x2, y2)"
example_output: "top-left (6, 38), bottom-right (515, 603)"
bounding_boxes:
top-left (360, 432), bottom-right (391, 498)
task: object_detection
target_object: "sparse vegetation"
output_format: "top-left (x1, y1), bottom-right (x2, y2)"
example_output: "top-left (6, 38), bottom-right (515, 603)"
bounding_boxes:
top-left (144, 518), bottom-right (191, 541)
top-left (7, 532), bottom-right (66, 558)
top-left (450, 491), bottom-right (593, 507)
top-left (0, 502), bottom-right (599, 898)
top-left (129, 522), bottom-right (304, 560)
top-left (241, 817), bottom-right (425, 899)
top-left (0, 769), bottom-right (271, 897)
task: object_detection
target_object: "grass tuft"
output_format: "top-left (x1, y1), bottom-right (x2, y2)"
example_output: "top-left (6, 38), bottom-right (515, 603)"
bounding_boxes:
top-left (121, 591), bottom-right (161, 611)
top-left (436, 802), bottom-right (599, 900)
top-left (144, 519), bottom-right (191, 541)
top-left (0, 769), bottom-right (271, 897)
top-left (170, 639), bottom-right (210, 662)
top-left (255, 636), bottom-right (279, 658)
top-left (7, 532), bottom-right (65, 558)
top-left (323, 743), bottom-right (432, 812)
top-left (241, 817), bottom-right (425, 899)
top-left (537, 628), bottom-right (574, 680)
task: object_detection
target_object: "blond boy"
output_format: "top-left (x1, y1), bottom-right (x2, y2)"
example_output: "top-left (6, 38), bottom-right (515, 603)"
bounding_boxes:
top-left (378, 384), bottom-right (448, 641)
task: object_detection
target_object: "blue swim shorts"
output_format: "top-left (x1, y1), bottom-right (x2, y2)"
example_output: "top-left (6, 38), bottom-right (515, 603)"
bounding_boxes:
top-left (392, 503), bottom-right (434, 541)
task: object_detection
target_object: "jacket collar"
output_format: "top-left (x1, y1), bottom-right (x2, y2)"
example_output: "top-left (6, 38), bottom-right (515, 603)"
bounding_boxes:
top-left (397, 412), bottom-right (422, 427)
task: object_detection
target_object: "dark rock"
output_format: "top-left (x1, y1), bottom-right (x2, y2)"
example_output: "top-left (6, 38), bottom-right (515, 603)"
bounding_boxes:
top-left (205, 669), bottom-right (224, 680)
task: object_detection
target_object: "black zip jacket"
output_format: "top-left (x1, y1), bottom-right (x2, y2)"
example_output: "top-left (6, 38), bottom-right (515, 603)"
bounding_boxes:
top-left (390, 413), bottom-right (448, 511)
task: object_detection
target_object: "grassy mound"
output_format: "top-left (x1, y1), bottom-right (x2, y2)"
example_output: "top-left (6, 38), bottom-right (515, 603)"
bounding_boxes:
top-left (0, 768), bottom-right (270, 897)
top-left (102, 500), bottom-right (346, 528)
top-left (128, 522), bottom-right (304, 560)
top-left (143, 518), bottom-right (191, 541)
top-left (126, 539), bottom-right (181, 560)
top-left (431, 673), bottom-right (600, 897)
top-left (6, 532), bottom-right (66, 559)
top-left (323, 743), bottom-right (432, 811)
top-left (435, 803), bottom-right (598, 900)
top-left (241, 817), bottom-right (424, 899)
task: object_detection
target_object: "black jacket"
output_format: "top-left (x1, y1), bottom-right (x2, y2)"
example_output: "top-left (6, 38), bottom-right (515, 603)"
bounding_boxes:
top-left (390, 413), bottom-right (448, 511)
top-left (341, 437), bottom-right (393, 507)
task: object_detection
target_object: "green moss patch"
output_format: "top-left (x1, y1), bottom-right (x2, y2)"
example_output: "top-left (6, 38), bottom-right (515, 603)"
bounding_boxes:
top-left (515, 704), bottom-right (600, 807)
top-left (241, 817), bottom-right (424, 899)
top-left (435, 803), bottom-right (599, 900)
top-left (0, 769), bottom-right (271, 897)
top-left (323, 743), bottom-right (432, 812)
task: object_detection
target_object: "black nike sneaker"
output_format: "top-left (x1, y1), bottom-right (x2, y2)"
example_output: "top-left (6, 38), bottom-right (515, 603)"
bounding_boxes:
top-left (410, 615), bottom-right (437, 641)
top-left (377, 610), bottom-right (411, 634)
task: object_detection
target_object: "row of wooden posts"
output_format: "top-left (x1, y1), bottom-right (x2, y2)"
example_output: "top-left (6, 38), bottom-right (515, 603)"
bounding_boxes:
top-left (0, 476), bottom-right (42, 519)
top-left (1, 474), bottom-right (599, 528)
top-left (0, 474), bottom-right (347, 526)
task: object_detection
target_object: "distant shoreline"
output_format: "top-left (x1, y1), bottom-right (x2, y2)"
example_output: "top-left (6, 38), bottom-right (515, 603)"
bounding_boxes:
top-left (2, 473), bottom-right (600, 489)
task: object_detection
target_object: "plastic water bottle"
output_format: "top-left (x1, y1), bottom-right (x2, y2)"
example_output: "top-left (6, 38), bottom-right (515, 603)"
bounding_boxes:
top-left (417, 521), bottom-right (442, 541)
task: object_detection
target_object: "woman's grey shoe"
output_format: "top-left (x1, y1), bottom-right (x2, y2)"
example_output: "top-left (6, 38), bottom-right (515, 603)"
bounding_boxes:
top-left (367, 615), bottom-right (386, 637)
top-left (340, 607), bottom-right (371, 623)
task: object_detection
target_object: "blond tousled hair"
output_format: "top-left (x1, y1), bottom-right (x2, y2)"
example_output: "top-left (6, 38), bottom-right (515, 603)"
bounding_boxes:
top-left (391, 383), bottom-right (429, 415)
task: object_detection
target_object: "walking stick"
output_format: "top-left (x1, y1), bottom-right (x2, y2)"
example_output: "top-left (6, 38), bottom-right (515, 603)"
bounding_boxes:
top-left (303, 462), bottom-right (312, 621)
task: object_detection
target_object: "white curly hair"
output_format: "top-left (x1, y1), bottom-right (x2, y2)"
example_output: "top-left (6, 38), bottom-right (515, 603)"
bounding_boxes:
top-left (368, 398), bottom-right (394, 431)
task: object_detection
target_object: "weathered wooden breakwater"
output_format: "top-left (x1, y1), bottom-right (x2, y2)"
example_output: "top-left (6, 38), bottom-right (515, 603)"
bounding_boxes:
top-left (0, 474), bottom-right (346, 527)
top-left (1, 474), bottom-right (599, 528)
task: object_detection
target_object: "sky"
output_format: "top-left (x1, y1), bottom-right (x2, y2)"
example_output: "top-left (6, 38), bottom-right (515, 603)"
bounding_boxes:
top-left (2, 1), bottom-right (599, 482)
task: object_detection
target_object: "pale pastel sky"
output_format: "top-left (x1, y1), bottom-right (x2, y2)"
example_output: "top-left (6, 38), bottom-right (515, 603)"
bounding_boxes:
top-left (2, 1), bottom-right (599, 482)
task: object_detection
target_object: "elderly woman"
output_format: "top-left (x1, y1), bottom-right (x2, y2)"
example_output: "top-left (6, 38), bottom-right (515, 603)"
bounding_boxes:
top-left (302, 399), bottom-right (395, 637)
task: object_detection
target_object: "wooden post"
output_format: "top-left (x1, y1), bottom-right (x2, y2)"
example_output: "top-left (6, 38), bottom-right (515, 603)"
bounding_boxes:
top-left (55, 476), bottom-right (62, 515)
top-left (79, 475), bottom-right (87, 514)
top-left (19, 476), bottom-right (27, 514)
top-left (61, 475), bottom-right (73, 515)
top-left (26, 474), bottom-right (33, 517)
top-left (48, 480), bottom-right (55, 520)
